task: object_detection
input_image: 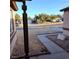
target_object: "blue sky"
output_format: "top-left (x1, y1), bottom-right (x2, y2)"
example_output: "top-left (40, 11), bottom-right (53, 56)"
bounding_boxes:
top-left (16, 0), bottom-right (69, 18)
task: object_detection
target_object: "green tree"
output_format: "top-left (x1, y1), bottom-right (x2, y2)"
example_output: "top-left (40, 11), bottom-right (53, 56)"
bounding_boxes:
top-left (15, 13), bottom-right (21, 22)
top-left (34, 13), bottom-right (49, 23)
top-left (33, 13), bottom-right (62, 24)
top-left (27, 17), bottom-right (32, 20)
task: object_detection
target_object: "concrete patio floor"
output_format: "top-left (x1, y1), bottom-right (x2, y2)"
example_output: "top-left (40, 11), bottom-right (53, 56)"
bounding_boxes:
top-left (30, 34), bottom-right (69, 59)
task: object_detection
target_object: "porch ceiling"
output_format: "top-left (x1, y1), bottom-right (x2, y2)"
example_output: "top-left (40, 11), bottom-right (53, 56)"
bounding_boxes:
top-left (10, 0), bottom-right (18, 11)
top-left (12, 0), bottom-right (32, 2)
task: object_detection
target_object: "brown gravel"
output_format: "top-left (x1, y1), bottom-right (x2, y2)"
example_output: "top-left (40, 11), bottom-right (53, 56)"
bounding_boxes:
top-left (11, 30), bottom-right (49, 58)
top-left (47, 35), bottom-right (69, 52)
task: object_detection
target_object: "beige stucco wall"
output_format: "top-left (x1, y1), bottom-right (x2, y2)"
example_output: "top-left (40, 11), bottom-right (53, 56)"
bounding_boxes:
top-left (63, 11), bottom-right (69, 28)
top-left (10, 32), bottom-right (17, 55)
top-left (11, 8), bottom-right (16, 31)
top-left (63, 10), bottom-right (69, 36)
top-left (10, 8), bottom-right (17, 55)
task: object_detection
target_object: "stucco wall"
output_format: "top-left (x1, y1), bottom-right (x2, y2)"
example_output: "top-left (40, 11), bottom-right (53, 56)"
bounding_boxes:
top-left (10, 32), bottom-right (17, 55)
top-left (10, 8), bottom-right (17, 55)
top-left (11, 8), bottom-right (16, 31)
top-left (63, 10), bottom-right (69, 36)
top-left (63, 11), bottom-right (69, 28)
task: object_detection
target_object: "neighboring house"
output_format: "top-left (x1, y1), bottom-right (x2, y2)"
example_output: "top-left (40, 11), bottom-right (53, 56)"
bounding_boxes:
top-left (60, 7), bottom-right (69, 37)
top-left (10, 0), bottom-right (18, 55)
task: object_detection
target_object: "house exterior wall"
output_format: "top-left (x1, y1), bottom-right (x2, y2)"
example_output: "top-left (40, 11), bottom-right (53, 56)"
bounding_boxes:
top-left (63, 10), bottom-right (69, 36)
top-left (10, 8), bottom-right (17, 55)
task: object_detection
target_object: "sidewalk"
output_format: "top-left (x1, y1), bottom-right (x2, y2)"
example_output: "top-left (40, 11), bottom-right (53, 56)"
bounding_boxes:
top-left (30, 34), bottom-right (69, 59)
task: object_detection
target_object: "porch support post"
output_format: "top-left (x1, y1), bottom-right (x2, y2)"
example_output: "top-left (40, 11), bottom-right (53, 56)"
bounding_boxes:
top-left (22, 1), bottom-right (29, 59)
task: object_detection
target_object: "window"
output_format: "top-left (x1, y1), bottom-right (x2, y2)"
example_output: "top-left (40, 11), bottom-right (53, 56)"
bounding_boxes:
top-left (10, 10), bottom-right (14, 34)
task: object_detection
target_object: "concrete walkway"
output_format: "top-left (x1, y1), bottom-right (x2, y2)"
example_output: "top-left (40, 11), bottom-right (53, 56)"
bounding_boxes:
top-left (30, 34), bottom-right (69, 59)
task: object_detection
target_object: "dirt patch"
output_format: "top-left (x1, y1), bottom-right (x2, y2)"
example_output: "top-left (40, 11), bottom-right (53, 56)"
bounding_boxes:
top-left (11, 30), bottom-right (50, 58)
top-left (47, 35), bottom-right (69, 52)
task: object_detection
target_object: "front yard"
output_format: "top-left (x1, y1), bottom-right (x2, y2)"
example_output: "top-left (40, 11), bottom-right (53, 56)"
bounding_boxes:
top-left (11, 24), bottom-right (69, 59)
top-left (11, 29), bottom-right (50, 58)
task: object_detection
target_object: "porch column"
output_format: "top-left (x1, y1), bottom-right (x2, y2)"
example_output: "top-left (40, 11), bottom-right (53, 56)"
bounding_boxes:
top-left (22, 1), bottom-right (29, 59)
